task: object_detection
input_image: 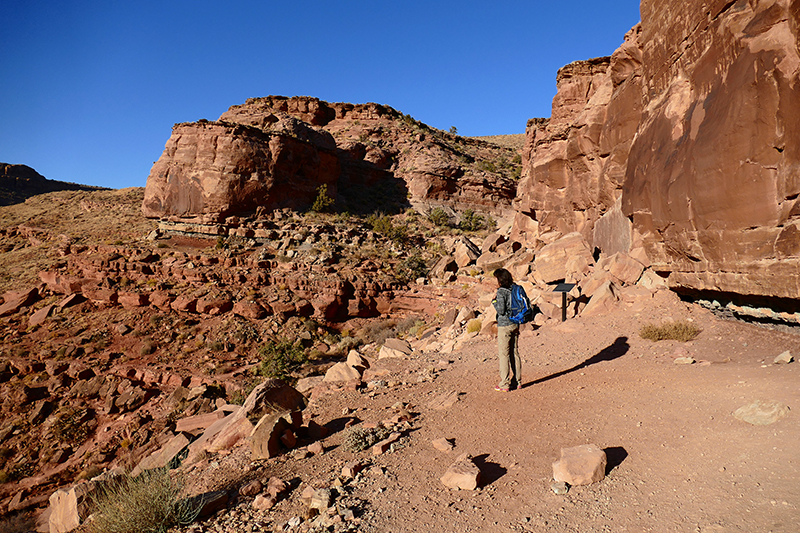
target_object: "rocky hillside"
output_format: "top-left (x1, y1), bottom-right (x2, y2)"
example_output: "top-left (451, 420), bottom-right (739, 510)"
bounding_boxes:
top-left (0, 164), bottom-right (105, 207)
top-left (143, 96), bottom-right (522, 231)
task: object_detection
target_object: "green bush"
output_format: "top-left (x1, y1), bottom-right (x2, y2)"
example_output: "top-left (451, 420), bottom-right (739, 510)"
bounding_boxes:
top-left (458, 209), bottom-right (486, 232)
top-left (395, 254), bottom-right (428, 283)
top-left (367, 214), bottom-right (407, 243)
top-left (310, 184), bottom-right (335, 213)
top-left (256, 339), bottom-right (307, 381)
top-left (639, 321), bottom-right (701, 342)
top-left (89, 468), bottom-right (200, 533)
top-left (428, 207), bottom-right (449, 227)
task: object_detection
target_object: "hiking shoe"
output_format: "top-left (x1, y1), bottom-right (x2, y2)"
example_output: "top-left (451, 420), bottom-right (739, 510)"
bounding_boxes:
top-left (494, 386), bottom-right (510, 392)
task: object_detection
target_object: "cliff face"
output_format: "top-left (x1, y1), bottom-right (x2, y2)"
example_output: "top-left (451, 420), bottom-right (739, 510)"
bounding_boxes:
top-left (144, 96), bottom-right (521, 223)
top-left (518, 0), bottom-right (800, 300)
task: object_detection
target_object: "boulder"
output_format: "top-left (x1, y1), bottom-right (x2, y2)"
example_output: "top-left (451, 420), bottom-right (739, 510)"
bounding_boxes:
top-left (249, 410), bottom-right (302, 460)
top-left (552, 444), bottom-right (607, 486)
top-left (534, 233), bottom-right (594, 284)
top-left (204, 380), bottom-right (306, 453)
top-left (322, 362), bottom-right (362, 382)
top-left (440, 453), bottom-right (481, 490)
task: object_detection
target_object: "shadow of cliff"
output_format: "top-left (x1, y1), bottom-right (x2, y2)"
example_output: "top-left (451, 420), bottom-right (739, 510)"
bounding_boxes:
top-left (522, 336), bottom-right (630, 388)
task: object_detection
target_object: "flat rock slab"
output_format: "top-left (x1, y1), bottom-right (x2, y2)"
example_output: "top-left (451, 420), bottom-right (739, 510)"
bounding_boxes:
top-left (733, 400), bottom-right (790, 426)
top-left (552, 444), bottom-right (607, 486)
top-left (427, 391), bottom-right (462, 410)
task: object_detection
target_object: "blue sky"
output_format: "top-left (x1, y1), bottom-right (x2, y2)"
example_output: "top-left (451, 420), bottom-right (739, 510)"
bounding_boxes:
top-left (1, 1), bottom-right (641, 189)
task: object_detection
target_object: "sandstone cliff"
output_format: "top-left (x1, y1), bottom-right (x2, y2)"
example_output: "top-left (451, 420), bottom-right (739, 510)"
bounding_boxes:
top-left (517, 0), bottom-right (800, 301)
top-left (143, 97), bottom-right (521, 225)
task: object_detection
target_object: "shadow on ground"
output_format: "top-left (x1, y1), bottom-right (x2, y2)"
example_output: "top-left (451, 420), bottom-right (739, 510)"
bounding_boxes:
top-left (473, 454), bottom-right (507, 486)
top-left (523, 336), bottom-right (630, 388)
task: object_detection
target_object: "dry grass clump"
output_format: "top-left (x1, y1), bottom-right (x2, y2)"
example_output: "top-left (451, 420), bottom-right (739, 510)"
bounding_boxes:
top-left (639, 321), bottom-right (701, 342)
top-left (342, 426), bottom-right (391, 453)
top-left (89, 468), bottom-right (200, 533)
top-left (466, 319), bottom-right (482, 334)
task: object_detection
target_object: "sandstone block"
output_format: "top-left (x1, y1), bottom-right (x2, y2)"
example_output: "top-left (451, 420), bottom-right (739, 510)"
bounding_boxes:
top-left (252, 494), bottom-right (277, 510)
top-left (774, 351), bottom-right (793, 364)
top-left (250, 411), bottom-right (299, 460)
top-left (323, 362), bottom-right (362, 382)
top-left (552, 444), bottom-right (607, 486)
top-left (346, 350), bottom-right (370, 370)
top-left (534, 233), bottom-right (593, 284)
top-left (28, 304), bottom-right (54, 327)
top-left (440, 453), bottom-right (481, 490)
top-left (0, 287), bottom-right (40, 317)
top-left (432, 438), bottom-right (454, 452)
top-left (131, 433), bottom-right (191, 476)
top-left (580, 280), bottom-right (618, 317)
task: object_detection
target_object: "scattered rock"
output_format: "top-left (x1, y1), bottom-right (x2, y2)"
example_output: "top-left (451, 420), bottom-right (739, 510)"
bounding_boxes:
top-left (432, 438), bottom-right (454, 452)
top-left (550, 481), bottom-right (570, 494)
top-left (440, 453), bottom-right (481, 490)
top-left (552, 444), bottom-right (607, 486)
top-left (773, 351), bottom-right (793, 364)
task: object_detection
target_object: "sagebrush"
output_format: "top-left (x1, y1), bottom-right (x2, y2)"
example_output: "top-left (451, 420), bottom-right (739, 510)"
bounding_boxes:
top-left (89, 468), bottom-right (200, 533)
top-left (639, 321), bottom-right (701, 342)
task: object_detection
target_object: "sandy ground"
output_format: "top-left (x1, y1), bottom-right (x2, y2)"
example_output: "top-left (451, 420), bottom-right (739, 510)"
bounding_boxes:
top-left (178, 288), bottom-right (799, 533)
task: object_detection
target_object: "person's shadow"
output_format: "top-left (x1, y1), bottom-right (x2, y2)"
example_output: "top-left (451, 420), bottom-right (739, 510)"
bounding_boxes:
top-left (521, 336), bottom-right (629, 388)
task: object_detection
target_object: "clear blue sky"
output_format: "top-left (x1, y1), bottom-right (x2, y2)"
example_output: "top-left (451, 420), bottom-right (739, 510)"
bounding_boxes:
top-left (1, 1), bottom-right (641, 189)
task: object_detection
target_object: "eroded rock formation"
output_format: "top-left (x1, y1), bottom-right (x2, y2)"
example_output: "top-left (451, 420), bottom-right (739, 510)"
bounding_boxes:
top-left (144, 96), bottom-right (521, 226)
top-left (517, 0), bottom-right (800, 300)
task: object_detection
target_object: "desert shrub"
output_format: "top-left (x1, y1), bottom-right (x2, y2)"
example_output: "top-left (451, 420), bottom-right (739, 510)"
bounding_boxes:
top-left (458, 209), bottom-right (486, 232)
top-left (358, 320), bottom-right (398, 346)
top-left (89, 468), bottom-right (200, 533)
top-left (310, 184), bottom-right (335, 213)
top-left (342, 426), bottom-right (391, 452)
top-left (53, 407), bottom-right (92, 444)
top-left (476, 160), bottom-right (497, 173)
top-left (367, 214), bottom-right (407, 243)
top-left (394, 254), bottom-right (428, 283)
top-left (428, 207), bottom-right (449, 227)
top-left (256, 339), bottom-right (307, 381)
top-left (639, 321), bottom-right (701, 342)
top-left (466, 319), bottom-right (482, 334)
top-left (0, 512), bottom-right (35, 533)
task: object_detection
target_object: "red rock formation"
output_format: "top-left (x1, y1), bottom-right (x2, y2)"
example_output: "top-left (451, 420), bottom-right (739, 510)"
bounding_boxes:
top-left (142, 119), bottom-right (340, 221)
top-left (623, 0), bottom-right (800, 299)
top-left (517, 0), bottom-right (800, 300)
top-left (144, 96), bottom-right (520, 223)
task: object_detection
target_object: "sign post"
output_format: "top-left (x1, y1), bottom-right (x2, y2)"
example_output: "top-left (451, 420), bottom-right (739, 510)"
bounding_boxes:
top-left (552, 282), bottom-right (577, 322)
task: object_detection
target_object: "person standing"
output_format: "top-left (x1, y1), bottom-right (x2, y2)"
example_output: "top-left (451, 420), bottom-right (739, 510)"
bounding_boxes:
top-left (492, 268), bottom-right (521, 391)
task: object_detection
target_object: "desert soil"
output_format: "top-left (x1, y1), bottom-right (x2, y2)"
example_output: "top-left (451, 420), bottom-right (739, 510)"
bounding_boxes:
top-left (177, 289), bottom-right (799, 533)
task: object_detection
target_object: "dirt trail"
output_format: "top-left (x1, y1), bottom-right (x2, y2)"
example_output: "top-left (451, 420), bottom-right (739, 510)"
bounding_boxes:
top-left (185, 289), bottom-right (799, 533)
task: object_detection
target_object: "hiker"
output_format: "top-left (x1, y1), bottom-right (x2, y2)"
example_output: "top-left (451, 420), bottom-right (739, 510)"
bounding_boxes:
top-left (492, 268), bottom-right (522, 391)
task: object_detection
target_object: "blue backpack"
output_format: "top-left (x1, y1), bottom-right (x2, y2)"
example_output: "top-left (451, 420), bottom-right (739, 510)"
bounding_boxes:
top-left (509, 284), bottom-right (534, 324)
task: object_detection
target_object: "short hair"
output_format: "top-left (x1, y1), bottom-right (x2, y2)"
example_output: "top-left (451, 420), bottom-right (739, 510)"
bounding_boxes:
top-left (493, 268), bottom-right (513, 288)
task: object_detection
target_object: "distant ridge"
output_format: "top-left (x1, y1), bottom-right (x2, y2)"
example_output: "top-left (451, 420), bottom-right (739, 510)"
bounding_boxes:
top-left (469, 134), bottom-right (525, 151)
top-left (0, 163), bottom-right (107, 206)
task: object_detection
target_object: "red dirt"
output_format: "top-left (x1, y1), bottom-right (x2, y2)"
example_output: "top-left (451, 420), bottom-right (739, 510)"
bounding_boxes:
top-left (179, 288), bottom-right (800, 532)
